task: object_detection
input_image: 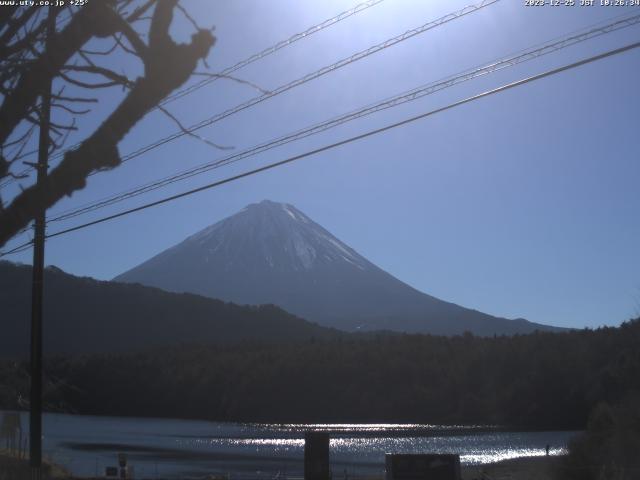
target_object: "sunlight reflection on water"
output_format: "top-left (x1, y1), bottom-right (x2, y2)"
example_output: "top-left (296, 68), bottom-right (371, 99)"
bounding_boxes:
top-left (176, 430), bottom-right (569, 465)
top-left (2, 412), bottom-right (578, 478)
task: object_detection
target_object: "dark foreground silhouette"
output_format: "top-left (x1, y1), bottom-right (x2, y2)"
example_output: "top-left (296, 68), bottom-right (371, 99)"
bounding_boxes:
top-left (560, 395), bottom-right (640, 480)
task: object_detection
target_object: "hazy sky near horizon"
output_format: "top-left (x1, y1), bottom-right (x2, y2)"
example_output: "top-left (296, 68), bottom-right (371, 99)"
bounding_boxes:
top-left (3, 0), bottom-right (639, 329)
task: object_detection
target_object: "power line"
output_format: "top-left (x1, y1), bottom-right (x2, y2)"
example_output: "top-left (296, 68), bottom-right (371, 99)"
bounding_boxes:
top-left (2, 38), bottom-right (636, 257)
top-left (32, 0), bottom-right (499, 191)
top-left (0, 0), bottom-right (387, 189)
top-left (38, 40), bottom-right (640, 242)
top-left (46, 12), bottom-right (640, 225)
top-left (107, 0), bottom-right (499, 169)
top-left (45, 0), bottom-right (507, 223)
top-left (161, 0), bottom-right (387, 106)
top-left (3, 0), bottom-right (499, 199)
top-left (0, 239), bottom-right (34, 258)
top-left (0, 224), bottom-right (34, 258)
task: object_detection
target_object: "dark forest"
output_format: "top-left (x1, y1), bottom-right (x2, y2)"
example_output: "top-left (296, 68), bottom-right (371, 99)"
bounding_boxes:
top-left (2, 318), bottom-right (639, 429)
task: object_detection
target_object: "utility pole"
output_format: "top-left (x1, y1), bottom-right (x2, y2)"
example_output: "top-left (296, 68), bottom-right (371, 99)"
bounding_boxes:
top-left (29, 6), bottom-right (55, 478)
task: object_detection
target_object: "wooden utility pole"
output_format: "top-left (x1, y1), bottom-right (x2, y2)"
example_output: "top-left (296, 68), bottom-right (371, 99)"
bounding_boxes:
top-left (30, 6), bottom-right (55, 478)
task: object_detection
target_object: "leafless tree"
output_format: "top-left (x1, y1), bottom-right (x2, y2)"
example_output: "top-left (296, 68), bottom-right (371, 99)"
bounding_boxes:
top-left (0, 0), bottom-right (216, 247)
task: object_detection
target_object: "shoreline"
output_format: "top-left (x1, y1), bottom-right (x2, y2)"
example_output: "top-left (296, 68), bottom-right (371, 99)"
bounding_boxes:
top-left (1, 451), bottom-right (564, 480)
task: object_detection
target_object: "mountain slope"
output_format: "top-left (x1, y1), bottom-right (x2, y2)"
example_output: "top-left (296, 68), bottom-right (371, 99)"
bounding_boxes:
top-left (0, 261), bottom-right (337, 358)
top-left (115, 200), bottom-right (561, 335)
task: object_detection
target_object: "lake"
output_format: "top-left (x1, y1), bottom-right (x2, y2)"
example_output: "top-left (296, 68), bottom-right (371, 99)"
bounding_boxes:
top-left (1, 411), bottom-right (579, 478)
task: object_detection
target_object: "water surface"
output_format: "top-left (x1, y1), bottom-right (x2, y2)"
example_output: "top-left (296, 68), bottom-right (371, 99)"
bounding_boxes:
top-left (1, 411), bottom-right (578, 478)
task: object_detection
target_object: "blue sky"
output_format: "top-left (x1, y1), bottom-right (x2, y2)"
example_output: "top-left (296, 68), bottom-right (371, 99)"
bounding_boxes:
top-left (3, 0), bottom-right (639, 329)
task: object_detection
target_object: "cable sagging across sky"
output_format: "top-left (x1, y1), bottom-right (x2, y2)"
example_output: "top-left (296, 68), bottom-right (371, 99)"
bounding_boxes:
top-left (45, 12), bottom-right (640, 225)
top-left (32, 41), bottom-right (640, 245)
top-left (0, 0), bottom-right (388, 189)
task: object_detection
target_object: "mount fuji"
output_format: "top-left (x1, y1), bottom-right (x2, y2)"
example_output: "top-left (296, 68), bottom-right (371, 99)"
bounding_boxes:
top-left (115, 200), bottom-right (561, 336)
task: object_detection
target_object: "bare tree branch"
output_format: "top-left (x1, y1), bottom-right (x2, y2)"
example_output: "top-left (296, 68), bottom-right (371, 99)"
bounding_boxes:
top-left (192, 71), bottom-right (271, 95)
top-left (176, 3), bottom-right (201, 31)
top-left (158, 105), bottom-right (233, 151)
top-left (59, 71), bottom-right (126, 90)
top-left (52, 103), bottom-right (91, 115)
top-left (0, 1), bottom-right (216, 246)
top-left (80, 40), bottom-right (119, 57)
top-left (0, 16), bottom-right (48, 59)
top-left (0, 5), bottom-right (19, 32)
top-left (114, 16), bottom-right (149, 59)
top-left (126, 0), bottom-right (157, 23)
top-left (51, 94), bottom-right (99, 104)
top-left (0, 7), bottom-right (38, 46)
top-left (62, 64), bottom-right (134, 87)
top-left (0, 1), bottom-right (122, 148)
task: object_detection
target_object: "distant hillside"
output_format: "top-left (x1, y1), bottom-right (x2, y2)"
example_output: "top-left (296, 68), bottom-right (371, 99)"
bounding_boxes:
top-left (116, 200), bottom-right (563, 336)
top-left (0, 261), bottom-right (337, 358)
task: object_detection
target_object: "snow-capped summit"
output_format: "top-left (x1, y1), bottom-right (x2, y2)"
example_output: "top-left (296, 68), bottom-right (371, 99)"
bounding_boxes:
top-left (184, 200), bottom-right (368, 273)
top-left (115, 200), bottom-right (561, 335)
